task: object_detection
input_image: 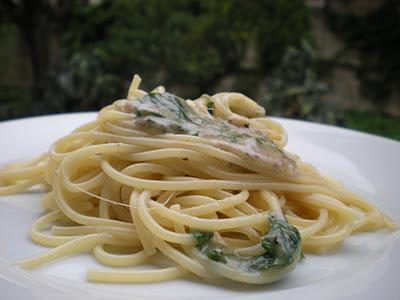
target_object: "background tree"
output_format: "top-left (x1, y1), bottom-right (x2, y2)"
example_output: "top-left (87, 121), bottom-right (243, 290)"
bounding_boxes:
top-left (0, 0), bottom-right (78, 101)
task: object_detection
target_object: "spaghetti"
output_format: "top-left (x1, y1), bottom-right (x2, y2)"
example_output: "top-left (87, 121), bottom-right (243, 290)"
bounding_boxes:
top-left (0, 75), bottom-right (395, 284)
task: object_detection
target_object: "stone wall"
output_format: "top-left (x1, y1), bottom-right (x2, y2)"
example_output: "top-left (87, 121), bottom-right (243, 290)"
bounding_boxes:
top-left (309, 0), bottom-right (400, 116)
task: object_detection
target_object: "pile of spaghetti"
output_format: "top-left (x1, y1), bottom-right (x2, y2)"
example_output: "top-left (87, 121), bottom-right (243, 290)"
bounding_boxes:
top-left (0, 76), bottom-right (395, 284)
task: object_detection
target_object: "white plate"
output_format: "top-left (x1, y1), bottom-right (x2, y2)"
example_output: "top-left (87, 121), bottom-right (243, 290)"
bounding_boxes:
top-left (0, 113), bottom-right (399, 300)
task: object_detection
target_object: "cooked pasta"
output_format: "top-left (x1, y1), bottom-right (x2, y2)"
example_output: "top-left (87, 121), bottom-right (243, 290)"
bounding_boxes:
top-left (0, 75), bottom-right (395, 284)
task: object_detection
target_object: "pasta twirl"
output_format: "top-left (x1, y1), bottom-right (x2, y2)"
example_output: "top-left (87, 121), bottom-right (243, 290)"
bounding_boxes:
top-left (0, 75), bottom-right (395, 285)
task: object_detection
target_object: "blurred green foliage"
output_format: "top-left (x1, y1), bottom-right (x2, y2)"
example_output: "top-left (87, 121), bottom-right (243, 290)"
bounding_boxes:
top-left (0, 86), bottom-right (31, 120)
top-left (45, 50), bottom-right (121, 112)
top-left (344, 110), bottom-right (400, 141)
top-left (260, 40), bottom-right (337, 124)
top-left (0, 0), bottom-right (311, 117)
top-left (54, 0), bottom-right (310, 101)
top-left (325, 0), bottom-right (400, 105)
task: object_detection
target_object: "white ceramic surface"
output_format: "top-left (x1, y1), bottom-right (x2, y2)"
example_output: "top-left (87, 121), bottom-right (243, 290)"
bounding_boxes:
top-left (0, 113), bottom-right (399, 300)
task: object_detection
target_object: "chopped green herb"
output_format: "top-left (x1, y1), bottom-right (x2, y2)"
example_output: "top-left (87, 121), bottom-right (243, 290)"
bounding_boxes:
top-left (206, 248), bottom-right (226, 263)
top-left (255, 136), bottom-right (267, 145)
top-left (247, 253), bottom-right (276, 271)
top-left (260, 236), bottom-right (276, 252)
top-left (229, 131), bottom-right (245, 143)
top-left (206, 100), bottom-right (215, 115)
top-left (192, 230), bottom-right (213, 249)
